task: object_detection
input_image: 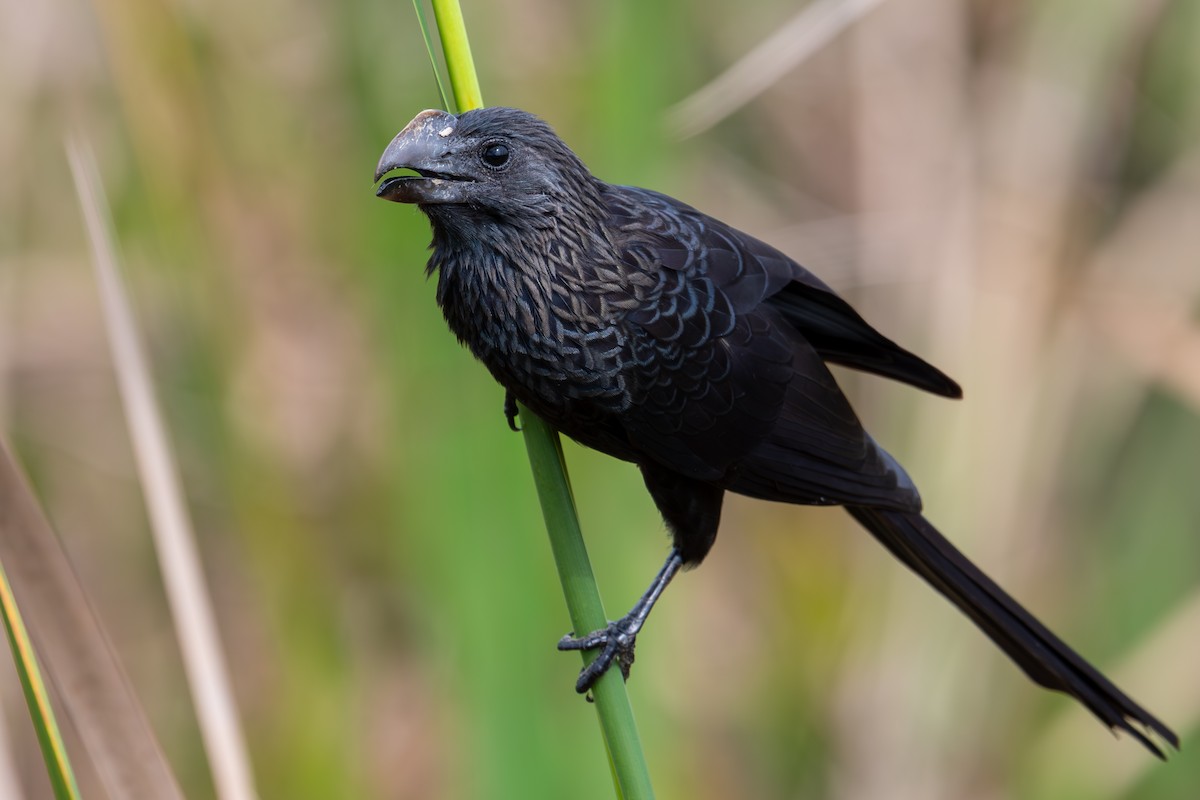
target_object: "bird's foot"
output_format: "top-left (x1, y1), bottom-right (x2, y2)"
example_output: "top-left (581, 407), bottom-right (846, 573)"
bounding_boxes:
top-left (556, 550), bottom-right (683, 696)
top-left (557, 614), bottom-right (641, 694)
top-left (504, 391), bottom-right (521, 432)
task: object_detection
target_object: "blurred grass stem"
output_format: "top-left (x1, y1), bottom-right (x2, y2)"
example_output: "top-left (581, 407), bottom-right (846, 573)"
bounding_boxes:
top-left (412, 0), bottom-right (452, 110)
top-left (68, 140), bottom-right (259, 800)
top-left (426, 2), bottom-right (655, 797)
top-left (665, 0), bottom-right (887, 138)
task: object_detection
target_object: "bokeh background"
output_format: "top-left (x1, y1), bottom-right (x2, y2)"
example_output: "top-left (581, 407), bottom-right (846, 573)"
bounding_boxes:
top-left (2, 0), bottom-right (1199, 797)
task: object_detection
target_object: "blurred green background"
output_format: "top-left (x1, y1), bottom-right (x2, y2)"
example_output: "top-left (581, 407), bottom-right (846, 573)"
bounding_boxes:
top-left (2, 0), bottom-right (1199, 797)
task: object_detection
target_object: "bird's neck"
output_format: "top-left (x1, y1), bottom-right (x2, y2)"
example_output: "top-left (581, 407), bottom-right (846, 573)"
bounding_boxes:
top-left (425, 178), bottom-right (607, 291)
top-left (426, 219), bottom-right (553, 354)
top-left (424, 183), bottom-right (613, 373)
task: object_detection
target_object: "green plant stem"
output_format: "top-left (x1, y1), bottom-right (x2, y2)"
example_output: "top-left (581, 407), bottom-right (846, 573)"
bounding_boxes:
top-left (518, 410), bottom-right (655, 800)
top-left (430, 0), bottom-right (483, 113)
top-left (0, 562), bottom-right (81, 800)
top-left (425, 2), bottom-right (655, 797)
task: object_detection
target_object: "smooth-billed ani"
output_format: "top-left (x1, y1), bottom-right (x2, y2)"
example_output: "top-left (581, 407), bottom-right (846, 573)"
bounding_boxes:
top-left (374, 107), bottom-right (1176, 757)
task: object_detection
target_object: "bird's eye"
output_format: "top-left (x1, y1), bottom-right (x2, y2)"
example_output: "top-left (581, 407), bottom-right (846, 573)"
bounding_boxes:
top-left (480, 142), bottom-right (511, 169)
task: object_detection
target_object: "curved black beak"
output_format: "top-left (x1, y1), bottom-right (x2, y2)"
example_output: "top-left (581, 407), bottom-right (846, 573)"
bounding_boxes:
top-left (374, 109), bottom-right (472, 204)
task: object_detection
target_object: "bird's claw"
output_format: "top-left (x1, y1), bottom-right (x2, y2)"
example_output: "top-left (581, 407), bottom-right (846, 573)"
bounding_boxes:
top-left (504, 391), bottom-right (521, 432)
top-left (558, 618), bottom-right (638, 694)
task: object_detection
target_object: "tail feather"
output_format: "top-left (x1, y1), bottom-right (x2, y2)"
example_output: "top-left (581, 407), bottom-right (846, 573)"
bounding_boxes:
top-left (846, 506), bottom-right (1178, 758)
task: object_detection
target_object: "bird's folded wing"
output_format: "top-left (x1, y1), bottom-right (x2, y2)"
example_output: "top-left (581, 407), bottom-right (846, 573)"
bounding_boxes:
top-left (609, 185), bottom-right (961, 398)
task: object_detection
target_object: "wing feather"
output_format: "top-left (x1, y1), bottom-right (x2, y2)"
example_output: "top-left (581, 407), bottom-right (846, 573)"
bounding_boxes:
top-left (610, 186), bottom-right (961, 398)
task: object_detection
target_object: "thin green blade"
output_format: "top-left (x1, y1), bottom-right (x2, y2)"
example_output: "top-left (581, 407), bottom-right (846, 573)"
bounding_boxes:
top-left (0, 559), bottom-right (80, 800)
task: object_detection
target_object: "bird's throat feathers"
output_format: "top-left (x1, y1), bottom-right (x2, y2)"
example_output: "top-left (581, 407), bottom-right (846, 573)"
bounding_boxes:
top-left (426, 218), bottom-right (561, 359)
top-left (420, 181), bottom-right (630, 413)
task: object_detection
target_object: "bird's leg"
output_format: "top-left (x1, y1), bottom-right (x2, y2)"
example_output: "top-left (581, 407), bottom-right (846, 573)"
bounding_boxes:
top-left (504, 390), bottom-right (521, 432)
top-left (558, 548), bottom-right (684, 694)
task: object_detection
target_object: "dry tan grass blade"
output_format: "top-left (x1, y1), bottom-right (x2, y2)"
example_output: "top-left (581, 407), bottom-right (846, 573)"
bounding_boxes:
top-left (0, 713), bottom-right (24, 800)
top-left (0, 440), bottom-right (186, 800)
top-left (67, 139), bottom-right (260, 800)
top-left (664, 0), bottom-right (888, 139)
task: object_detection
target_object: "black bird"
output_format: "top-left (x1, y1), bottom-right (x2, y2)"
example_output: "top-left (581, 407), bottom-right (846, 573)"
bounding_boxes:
top-left (374, 106), bottom-right (1177, 757)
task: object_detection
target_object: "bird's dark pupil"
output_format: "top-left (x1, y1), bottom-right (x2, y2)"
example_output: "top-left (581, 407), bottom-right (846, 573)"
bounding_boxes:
top-left (482, 143), bottom-right (510, 167)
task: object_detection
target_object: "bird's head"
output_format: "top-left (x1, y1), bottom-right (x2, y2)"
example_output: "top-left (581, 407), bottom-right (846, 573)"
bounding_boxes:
top-left (373, 107), bottom-right (596, 219)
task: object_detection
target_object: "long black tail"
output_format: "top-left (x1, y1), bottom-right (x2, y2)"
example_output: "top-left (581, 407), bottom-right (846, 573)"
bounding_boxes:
top-left (845, 506), bottom-right (1178, 758)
